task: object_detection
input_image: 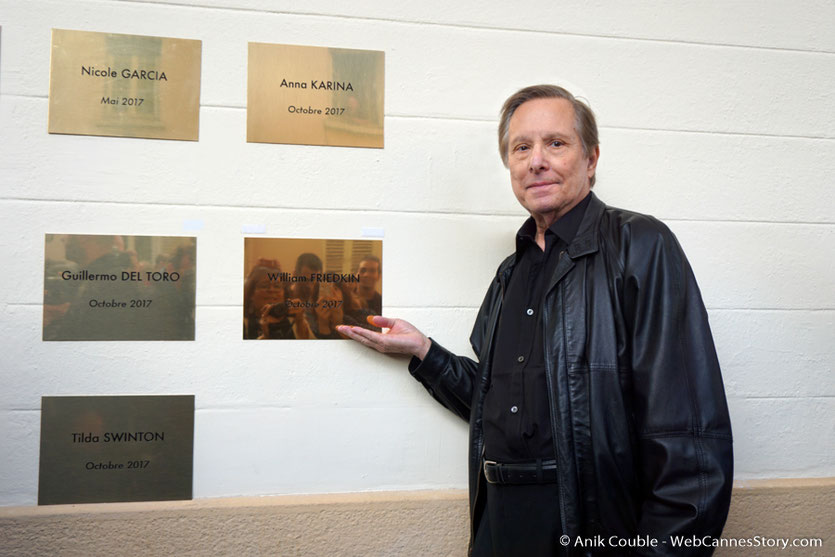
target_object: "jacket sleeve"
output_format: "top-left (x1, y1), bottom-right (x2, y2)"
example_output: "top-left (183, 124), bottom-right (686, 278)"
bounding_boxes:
top-left (621, 218), bottom-right (733, 555)
top-left (408, 339), bottom-right (479, 422)
top-left (407, 272), bottom-right (504, 422)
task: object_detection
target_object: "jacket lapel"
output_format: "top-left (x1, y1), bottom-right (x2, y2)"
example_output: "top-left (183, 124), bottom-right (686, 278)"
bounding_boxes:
top-left (546, 192), bottom-right (605, 294)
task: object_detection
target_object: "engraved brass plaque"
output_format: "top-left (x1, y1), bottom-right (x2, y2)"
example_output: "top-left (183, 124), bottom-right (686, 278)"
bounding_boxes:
top-left (243, 238), bottom-right (383, 339)
top-left (43, 234), bottom-right (196, 341)
top-left (247, 43), bottom-right (384, 148)
top-left (48, 29), bottom-right (201, 140)
top-left (38, 395), bottom-right (194, 505)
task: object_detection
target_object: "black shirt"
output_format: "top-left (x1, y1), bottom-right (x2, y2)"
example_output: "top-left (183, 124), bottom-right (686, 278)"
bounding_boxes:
top-left (483, 193), bottom-right (591, 463)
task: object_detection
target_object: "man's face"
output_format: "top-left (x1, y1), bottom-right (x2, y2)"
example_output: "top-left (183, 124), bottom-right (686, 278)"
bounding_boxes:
top-left (357, 260), bottom-right (380, 288)
top-left (507, 98), bottom-right (599, 225)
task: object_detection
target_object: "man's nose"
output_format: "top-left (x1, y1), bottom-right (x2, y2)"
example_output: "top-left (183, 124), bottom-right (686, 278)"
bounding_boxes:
top-left (529, 144), bottom-right (548, 171)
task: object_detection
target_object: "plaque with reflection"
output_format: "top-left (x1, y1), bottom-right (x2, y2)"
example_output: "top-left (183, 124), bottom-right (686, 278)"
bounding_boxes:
top-left (247, 43), bottom-right (384, 148)
top-left (243, 237), bottom-right (383, 339)
top-left (43, 234), bottom-right (196, 341)
top-left (48, 29), bottom-right (201, 140)
top-left (38, 395), bottom-right (194, 505)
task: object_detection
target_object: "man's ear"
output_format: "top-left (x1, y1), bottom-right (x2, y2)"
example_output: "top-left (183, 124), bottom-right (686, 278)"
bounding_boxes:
top-left (587, 145), bottom-right (600, 178)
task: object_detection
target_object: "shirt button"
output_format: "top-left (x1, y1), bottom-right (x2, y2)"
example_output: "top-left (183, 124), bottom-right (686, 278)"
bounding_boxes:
top-left (526, 308), bottom-right (534, 316)
top-left (517, 355), bottom-right (524, 363)
top-left (510, 406), bottom-right (518, 414)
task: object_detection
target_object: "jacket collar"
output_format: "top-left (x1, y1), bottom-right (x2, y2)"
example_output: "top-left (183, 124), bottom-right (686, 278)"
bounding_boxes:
top-left (497, 192), bottom-right (605, 287)
top-left (545, 192), bottom-right (604, 294)
top-left (566, 191), bottom-right (604, 259)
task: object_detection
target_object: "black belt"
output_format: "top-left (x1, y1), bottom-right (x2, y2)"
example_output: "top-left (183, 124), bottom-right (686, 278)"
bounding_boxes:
top-left (483, 459), bottom-right (558, 485)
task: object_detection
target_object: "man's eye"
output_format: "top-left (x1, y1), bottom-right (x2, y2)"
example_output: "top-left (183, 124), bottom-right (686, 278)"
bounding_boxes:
top-left (550, 140), bottom-right (563, 147)
top-left (515, 145), bottom-right (529, 152)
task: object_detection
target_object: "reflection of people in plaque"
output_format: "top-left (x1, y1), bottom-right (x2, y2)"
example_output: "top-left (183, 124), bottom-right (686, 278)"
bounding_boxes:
top-left (44, 234), bottom-right (195, 341)
top-left (339, 280), bottom-right (379, 333)
top-left (355, 255), bottom-right (382, 315)
top-left (157, 244), bottom-right (196, 337)
top-left (290, 253), bottom-right (323, 305)
top-left (288, 252), bottom-right (380, 338)
top-left (44, 235), bottom-right (135, 340)
top-left (243, 265), bottom-right (312, 340)
top-left (43, 258), bottom-right (79, 331)
top-left (338, 85), bottom-right (733, 555)
top-left (329, 50), bottom-right (382, 126)
top-left (309, 283), bottom-right (349, 339)
top-left (307, 282), bottom-right (374, 339)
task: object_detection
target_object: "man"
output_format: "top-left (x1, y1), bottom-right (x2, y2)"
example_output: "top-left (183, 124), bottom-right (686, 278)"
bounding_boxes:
top-left (338, 85), bottom-right (733, 556)
top-left (355, 255), bottom-right (382, 315)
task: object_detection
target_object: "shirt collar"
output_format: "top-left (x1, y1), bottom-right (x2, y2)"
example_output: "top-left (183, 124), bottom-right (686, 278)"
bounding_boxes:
top-left (515, 192), bottom-right (593, 253)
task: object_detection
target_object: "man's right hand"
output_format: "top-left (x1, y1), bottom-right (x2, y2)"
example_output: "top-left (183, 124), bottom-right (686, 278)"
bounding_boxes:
top-left (337, 316), bottom-right (431, 360)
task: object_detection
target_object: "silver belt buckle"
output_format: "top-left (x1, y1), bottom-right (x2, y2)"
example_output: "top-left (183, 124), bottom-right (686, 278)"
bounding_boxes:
top-left (483, 459), bottom-right (498, 483)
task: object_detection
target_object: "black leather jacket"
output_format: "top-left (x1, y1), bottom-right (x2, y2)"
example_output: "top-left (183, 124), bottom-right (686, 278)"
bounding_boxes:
top-left (409, 193), bottom-right (733, 556)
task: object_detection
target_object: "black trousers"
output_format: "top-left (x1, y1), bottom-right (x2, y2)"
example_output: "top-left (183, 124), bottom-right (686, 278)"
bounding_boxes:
top-left (472, 481), bottom-right (563, 557)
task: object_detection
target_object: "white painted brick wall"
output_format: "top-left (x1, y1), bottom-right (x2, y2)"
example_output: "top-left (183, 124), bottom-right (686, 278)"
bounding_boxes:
top-left (0, 0), bottom-right (832, 506)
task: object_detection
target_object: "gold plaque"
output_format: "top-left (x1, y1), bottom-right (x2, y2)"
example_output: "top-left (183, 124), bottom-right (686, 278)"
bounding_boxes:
top-left (48, 29), bottom-right (201, 141)
top-left (43, 234), bottom-right (196, 341)
top-left (243, 238), bottom-right (383, 339)
top-left (247, 43), bottom-right (384, 148)
top-left (38, 395), bottom-right (194, 505)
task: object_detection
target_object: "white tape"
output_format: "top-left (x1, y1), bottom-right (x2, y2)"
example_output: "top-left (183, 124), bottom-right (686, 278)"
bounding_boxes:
top-left (361, 227), bottom-right (385, 238)
top-left (241, 224), bottom-right (267, 234)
